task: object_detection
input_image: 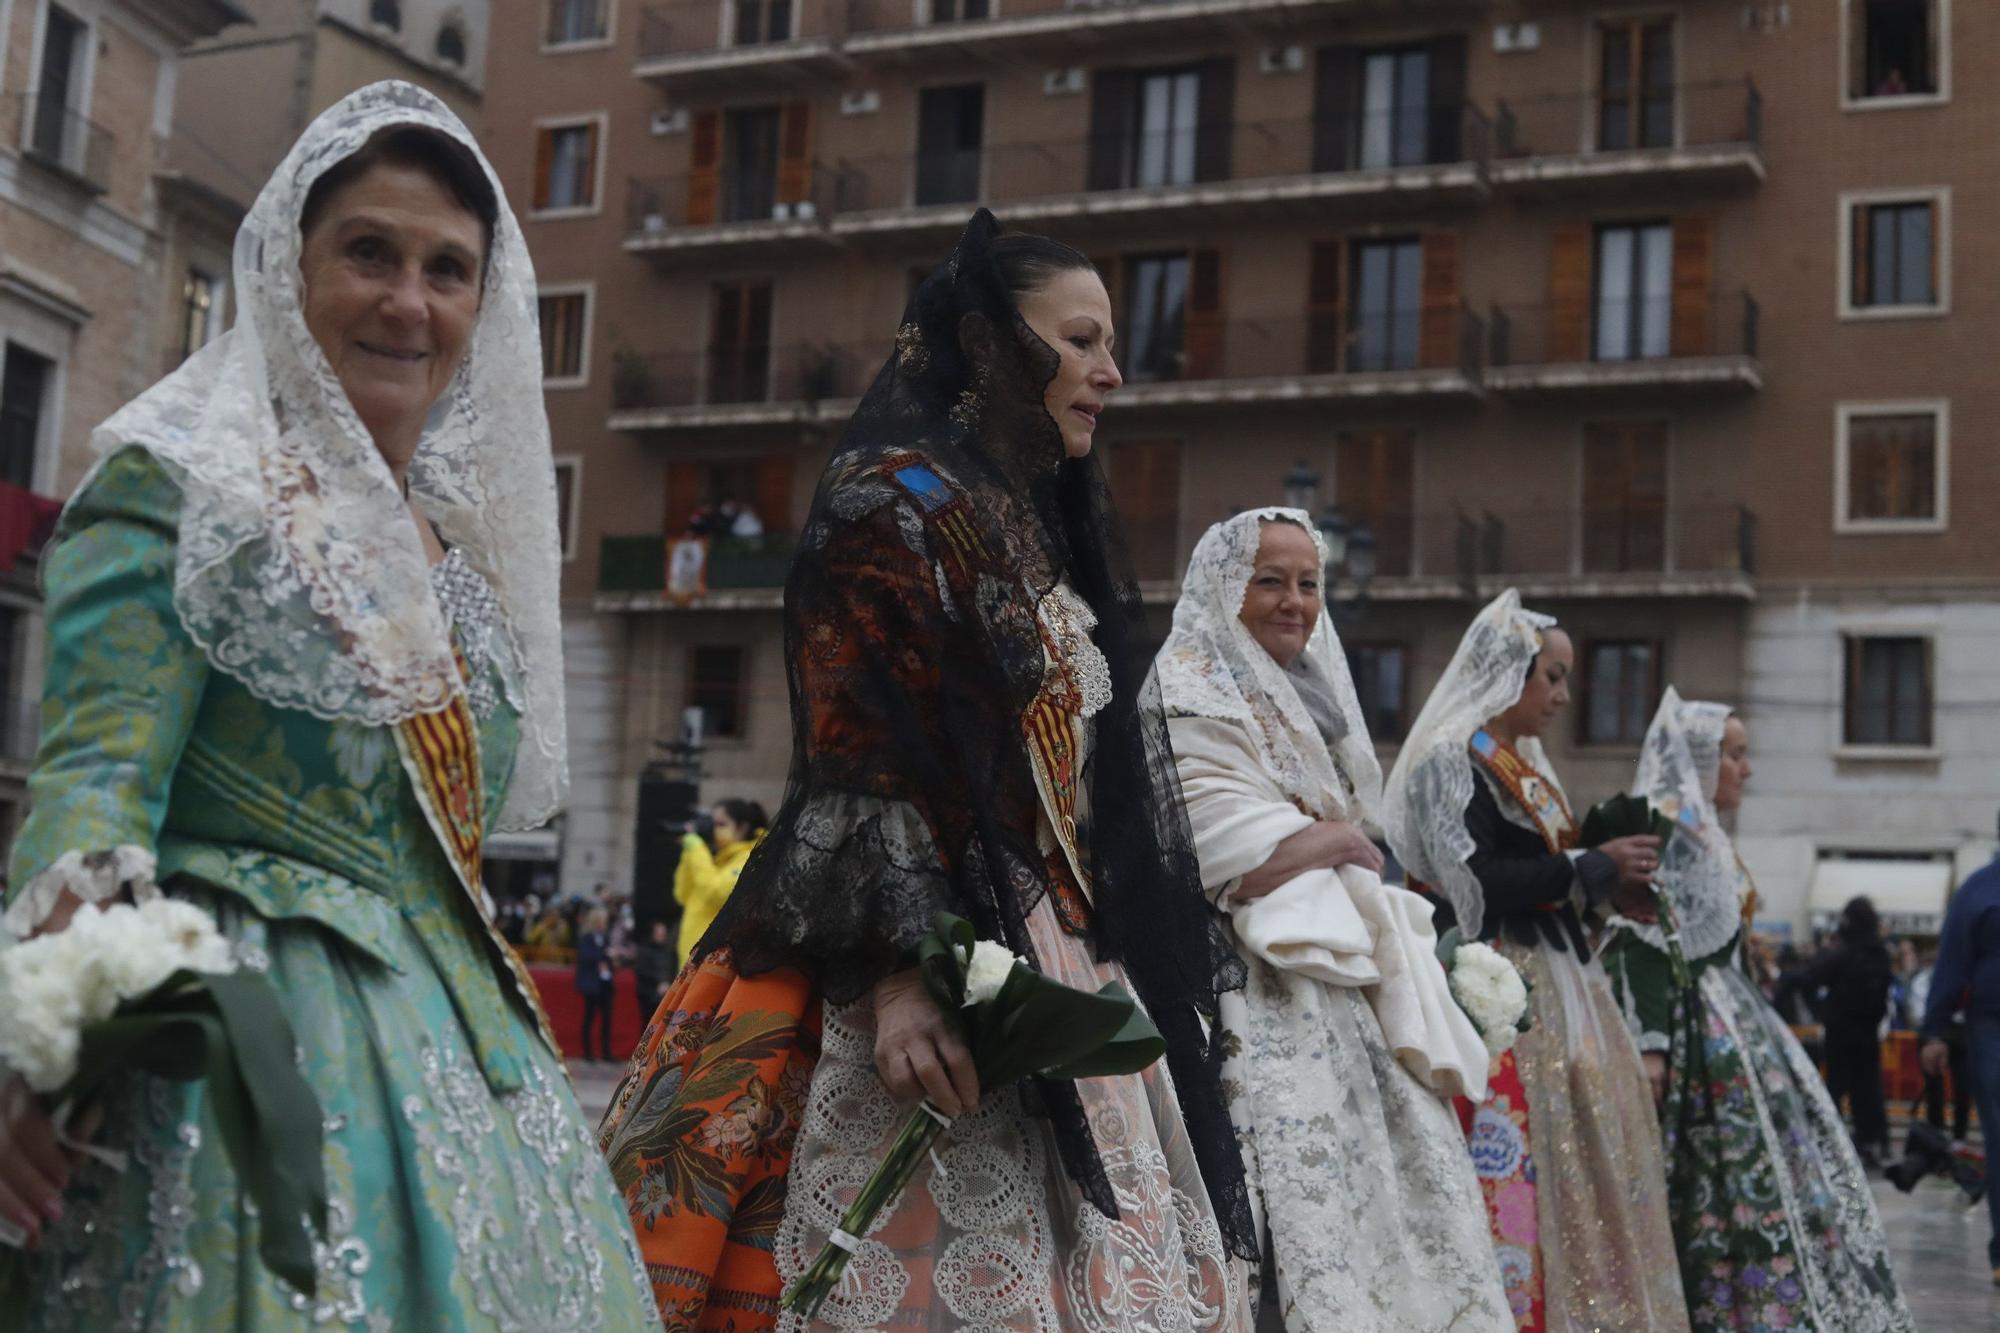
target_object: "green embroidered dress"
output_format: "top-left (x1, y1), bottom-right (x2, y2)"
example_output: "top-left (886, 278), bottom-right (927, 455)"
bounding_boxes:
top-left (4, 449), bottom-right (656, 1331)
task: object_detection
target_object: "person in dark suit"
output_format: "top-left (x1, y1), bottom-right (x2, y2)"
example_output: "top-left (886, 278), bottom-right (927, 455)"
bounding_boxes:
top-left (573, 906), bottom-right (615, 1063)
top-left (1809, 895), bottom-right (1894, 1168)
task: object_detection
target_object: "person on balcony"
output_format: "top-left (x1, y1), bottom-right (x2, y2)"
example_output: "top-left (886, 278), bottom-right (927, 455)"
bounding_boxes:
top-left (597, 210), bottom-right (1258, 1330)
top-left (1382, 591), bottom-right (1689, 1333)
top-left (1599, 693), bottom-right (1913, 1332)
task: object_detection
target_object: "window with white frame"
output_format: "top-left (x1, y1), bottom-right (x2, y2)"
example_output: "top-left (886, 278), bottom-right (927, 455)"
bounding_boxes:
top-left (532, 118), bottom-right (603, 213)
top-left (1836, 401), bottom-right (1947, 532)
top-left (1842, 633), bottom-right (1933, 748)
top-left (538, 287), bottom-right (592, 386)
top-left (0, 344), bottom-right (54, 489)
top-left (553, 456), bottom-right (581, 560)
top-left (545, 0), bottom-right (609, 46)
top-left (1841, 189), bottom-right (1947, 316)
top-left (1845, 0), bottom-right (1947, 105)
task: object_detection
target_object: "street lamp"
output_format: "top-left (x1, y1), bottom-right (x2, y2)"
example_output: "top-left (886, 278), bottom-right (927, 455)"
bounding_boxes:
top-left (1282, 459), bottom-right (1319, 513)
top-left (1279, 464), bottom-right (1375, 618)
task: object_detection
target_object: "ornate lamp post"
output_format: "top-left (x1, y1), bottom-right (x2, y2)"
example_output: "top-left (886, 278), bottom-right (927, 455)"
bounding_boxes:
top-left (1280, 460), bottom-right (1375, 618)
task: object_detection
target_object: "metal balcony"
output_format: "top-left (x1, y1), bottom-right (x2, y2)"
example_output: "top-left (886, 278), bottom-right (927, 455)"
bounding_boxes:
top-left (16, 91), bottom-right (112, 195)
top-left (1486, 292), bottom-right (1761, 395)
top-left (607, 342), bottom-right (877, 430)
top-left (1492, 79), bottom-right (1764, 197)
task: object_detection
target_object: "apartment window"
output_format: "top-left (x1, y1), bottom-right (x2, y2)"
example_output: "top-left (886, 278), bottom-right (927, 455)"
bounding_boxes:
top-left (1124, 254), bottom-right (1189, 382)
top-left (1843, 635), bottom-right (1932, 747)
top-left (1579, 640), bottom-right (1660, 746)
top-left (1599, 18), bottom-right (1675, 150)
top-left (1838, 403), bottom-right (1945, 530)
top-left (1345, 643), bottom-right (1408, 742)
top-left (1314, 37), bottom-right (1465, 172)
top-left (369, 0), bottom-right (401, 30)
top-left (1848, 195), bottom-right (1942, 312)
top-left (732, 0), bottom-right (794, 47)
top-left (707, 281), bottom-right (773, 404)
top-left (1594, 221), bottom-right (1672, 362)
top-left (1358, 47), bottom-right (1430, 169)
top-left (547, 0), bottom-right (608, 44)
top-left (1582, 421), bottom-right (1667, 573)
top-left (1132, 69), bottom-right (1200, 188)
top-left (30, 7), bottom-right (87, 166)
top-left (181, 269), bottom-right (218, 363)
top-left (723, 106), bottom-right (781, 222)
top-left (688, 645), bottom-right (748, 739)
top-left (553, 458), bottom-right (581, 560)
top-left (533, 121), bottom-right (600, 212)
top-left (538, 289), bottom-right (590, 385)
top-left (1848, 0), bottom-right (1941, 101)
top-left (1350, 239), bottom-right (1422, 373)
top-left (1105, 439), bottom-right (1181, 581)
top-left (1088, 61), bottom-right (1232, 191)
top-left (0, 345), bottom-right (52, 489)
top-left (930, 0), bottom-right (990, 21)
top-left (1335, 428), bottom-right (1414, 577)
top-left (436, 21), bottom-right (467, 65)
top-left (915, 85), bottom-right (983, 207)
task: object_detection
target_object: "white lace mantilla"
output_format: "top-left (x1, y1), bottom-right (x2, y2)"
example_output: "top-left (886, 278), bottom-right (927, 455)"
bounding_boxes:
top-left (85, 80), bottom-right (565, 830)
top-left (1629, 690), bottom-right (1742, 961)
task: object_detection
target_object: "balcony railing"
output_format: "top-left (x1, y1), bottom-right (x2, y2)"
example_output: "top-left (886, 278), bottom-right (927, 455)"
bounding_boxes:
top-left (610, 342), bottom-right (878, 413)
top-left (1489, 292), bottom-right (1760, 371)
top-left (598, 533), bottom-right (800, 595)
top-left (1496, 78), bottom-right (1761, 161)
top-left (636, 0), bottom-right (835, 61)
top-left (1117, 309), bottom-right (1485, 392)
top-left (1409, 502), bottom-right (1756, 587)
top-left (626, 163), bottom-right (832, 236)
top-left (16, 91), bottom-right (112, 194)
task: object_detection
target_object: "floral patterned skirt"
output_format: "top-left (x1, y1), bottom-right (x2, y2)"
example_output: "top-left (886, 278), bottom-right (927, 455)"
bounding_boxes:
top-left (1661, 963), bottom-right (1914, 1332)
top-left (12, 880), bottom-right (656, 1332)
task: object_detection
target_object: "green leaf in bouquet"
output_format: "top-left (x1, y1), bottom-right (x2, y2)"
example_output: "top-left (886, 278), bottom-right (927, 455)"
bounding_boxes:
top-left (1038, 988), bottom-right (1166, 1080)
top-left (1434, 925), bottom-right (1465, 969)
top-left (980, 977), bottom-right (1149, 1088)
top-left (916, 912), bottom-right (977, 1012)
top-left (1579, 793), bottom-right (1657, 847)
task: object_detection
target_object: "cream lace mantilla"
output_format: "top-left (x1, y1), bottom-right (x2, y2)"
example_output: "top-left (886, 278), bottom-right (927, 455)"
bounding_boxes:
top-left (1628, 690), bottom-right (1742, 961)
top-left (85, 81), bottom-right (566, 829)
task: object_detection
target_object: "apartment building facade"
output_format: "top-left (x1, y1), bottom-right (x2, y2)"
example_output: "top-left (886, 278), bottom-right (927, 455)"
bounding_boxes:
top-left (487, 0), bottom-right (1996, 933)
top-left (0, 0), bottom-right (245, 851)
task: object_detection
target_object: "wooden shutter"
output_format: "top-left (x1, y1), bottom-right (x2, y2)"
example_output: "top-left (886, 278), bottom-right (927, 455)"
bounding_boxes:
top-left (1548, 221), bottom-right (1592, 363)
top-left (1194, 57), bottom-right (1236, 183)
top-left (1091, 254), bottom-right (1119, 312)
top-left (667, 461), bottom-right (704, 535)
top-left (755, 455), bottom-right (793, 534)
top-left (1418, 232), bottom-right (1460, 370)
top-left (1306, 239), bottom-right (1345, 373)
top-left (1851, 203), bottom-right (1872, 308)
top-left (532, 128), bottom-right (554, 210)
top-left (1183, 248), bottom-right (1224, 380)
top-left (1582, 421), bottom-right (1666, 572)
top-left (1670, 215), bottom-right (1713, 356)
top-left (1425, 34), bottom-right (1467, 164)
top-left (688, 110), bottom-right (721, 225)
top-left (1313, 46), bottom-right (1359, 172)
top-left (776, 101), bottom-right (813, 205)
top-left (1087, 69), bottom-right (1134, 191)
top-left (1336, 429), bottom-right (1414, 577)
top-left (1107, 439), bottom-right (1182, 581)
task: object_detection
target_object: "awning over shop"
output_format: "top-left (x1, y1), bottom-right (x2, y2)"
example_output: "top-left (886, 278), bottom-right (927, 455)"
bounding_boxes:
top-left (484, 829), bottom-right (562, 863)
top-left (1807, 858), bottom-right (1952, 933)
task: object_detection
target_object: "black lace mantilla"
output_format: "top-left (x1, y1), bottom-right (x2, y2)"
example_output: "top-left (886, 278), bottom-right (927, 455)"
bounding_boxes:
top-left (697, 210), bottom-right (1256, 1260)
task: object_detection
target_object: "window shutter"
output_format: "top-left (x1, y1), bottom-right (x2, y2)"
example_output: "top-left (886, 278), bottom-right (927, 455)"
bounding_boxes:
top-left (1851, 203), bottom-right (1872, 307)
top-left (1418, 231), bottom-right (1460, 370)
top-left (1425, 34), bottom-right (1468, 164)
top-left (777, 100), bottom-right (813, 205)
top-left (667, 462), bottom-right (704, 535)
top-left (1195, 57), bottom-right (1236, 183)
top-left (1087, 69), bottom-right (1134, 191)
top-left (533, 128), bottom-right (554, 210)
top-left (1670, 215), bottom-right (1714, 356)
top-left (1108, 439), bottom-right (1182, 580)
top-left (1184, 248), bottom-right (1224, 379)
top-left (1313, 46), bottom-right (1360, 172)
top-left (1548, 221), bottom-right (1592, 362)
top-left (755, 455), bottom-right (792, 534)
top-left (1306, 239), bottom-right (1345, 373)
top-left (688, 110), bottom-right (721, 225)
top-left (1337, 428), bottom-right (1414, 577)
top-left (1091, 254), bottom-right (1120, 332)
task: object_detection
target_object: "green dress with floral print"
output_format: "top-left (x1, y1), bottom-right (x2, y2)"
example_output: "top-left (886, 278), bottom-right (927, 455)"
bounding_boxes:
top-left (1601, 883), bottom-right (1913, 1333)
top-left (3, 448), bottom-right (657, 1331)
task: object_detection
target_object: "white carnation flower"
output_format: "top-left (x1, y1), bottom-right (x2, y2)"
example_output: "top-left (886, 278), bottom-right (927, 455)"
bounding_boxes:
top-left (137, 898), bottom-right (236, 978)
top-left (963, 939), bottom-right (1022, 1006)
top-left (1448, 942), bottom-right (1530, 1057)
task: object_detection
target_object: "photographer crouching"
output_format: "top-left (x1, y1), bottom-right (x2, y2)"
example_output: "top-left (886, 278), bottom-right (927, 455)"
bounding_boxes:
top-left (1919, 814), bottom-right (2000, 1286)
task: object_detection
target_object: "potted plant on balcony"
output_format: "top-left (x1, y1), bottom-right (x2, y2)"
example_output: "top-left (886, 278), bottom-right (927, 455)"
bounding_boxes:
top-left (611, 349), bottom-right (654, 410)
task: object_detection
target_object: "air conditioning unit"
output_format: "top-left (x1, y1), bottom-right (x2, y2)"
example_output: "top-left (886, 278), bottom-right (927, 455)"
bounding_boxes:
top-left (840, 89), bottom-right (881, 116)
top-left (1258, 45), bottom-right (1304, 74)
top-left (650, 109), bottom-right (688, 135)
top-left (1043, 68), bottom-right (1086, 96)
top-left (1492, 21), bottom-right (1540, 53)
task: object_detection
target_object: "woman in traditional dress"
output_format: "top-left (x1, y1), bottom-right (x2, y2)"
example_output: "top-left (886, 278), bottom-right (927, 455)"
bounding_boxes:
top-left (1381, 590), bottom-right (1690, 1333)
top-left (598, 210), bottom-right (1256, 1331)
top-left (1155, 509), bottom-right (1509, 1331)
top-left (1599, 692), bottom-right (1914, 1331)
top-left (0, 82), bottom-right (655, 1328)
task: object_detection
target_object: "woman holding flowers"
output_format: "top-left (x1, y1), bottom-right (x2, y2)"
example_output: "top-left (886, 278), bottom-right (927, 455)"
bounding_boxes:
top-left (1382, 590), bottom-right (1689, 1333)
top-left (1155, 509), bottom-right (1509, 1331)
top-left (598, 211), bottom-right (1257, 1330)
top-left (1598, 692), bottom-right (1913, 1331)
top-left (0, 83), bottom-right (653, 1328)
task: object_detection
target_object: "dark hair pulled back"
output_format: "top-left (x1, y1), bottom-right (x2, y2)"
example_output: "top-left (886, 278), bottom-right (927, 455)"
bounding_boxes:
top-left (989, 233), bottom-right (1097, 300)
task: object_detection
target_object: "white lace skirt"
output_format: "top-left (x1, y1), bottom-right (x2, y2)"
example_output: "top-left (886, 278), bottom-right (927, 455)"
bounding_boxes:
top-left (773, 897), bottom-right (1254, 1331)
top-left (1220, 959), bottom-right (1513, 1333)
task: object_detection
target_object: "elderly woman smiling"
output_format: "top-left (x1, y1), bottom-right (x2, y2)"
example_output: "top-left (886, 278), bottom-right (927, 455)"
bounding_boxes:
top-left (1155, 510), bottom-right (1509, 1331)
top-left (0, 83), bottom-right (653, 1329)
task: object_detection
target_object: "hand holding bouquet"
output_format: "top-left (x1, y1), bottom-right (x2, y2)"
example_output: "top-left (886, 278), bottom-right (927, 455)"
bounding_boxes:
top-left (782, 912), bottom-right (1166, 1318)
top-left (1436, 927), bottom-right (1532, 1057)
top-left (0, 897), bottom-right (329, 1296)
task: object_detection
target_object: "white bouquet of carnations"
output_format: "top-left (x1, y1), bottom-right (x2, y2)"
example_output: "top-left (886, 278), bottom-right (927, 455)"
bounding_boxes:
top-left (1437, 929), bottom-right (1533, 1057)
top-left (0, 897), bottom-right (329, 1296)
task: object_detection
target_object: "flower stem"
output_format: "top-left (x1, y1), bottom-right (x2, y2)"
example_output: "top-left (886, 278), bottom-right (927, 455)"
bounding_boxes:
top-left (781, 1102), bottom-right (951, 1318)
